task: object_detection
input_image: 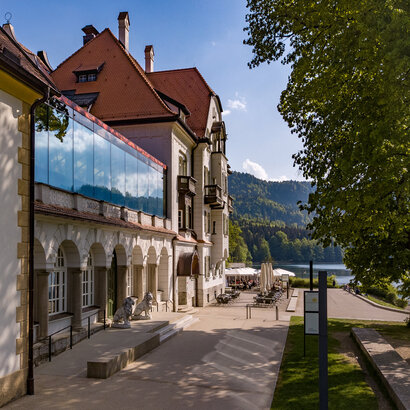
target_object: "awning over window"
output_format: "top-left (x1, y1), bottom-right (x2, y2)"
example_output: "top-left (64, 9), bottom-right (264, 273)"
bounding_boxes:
top-left (177, 251), bottom-right (200, 276)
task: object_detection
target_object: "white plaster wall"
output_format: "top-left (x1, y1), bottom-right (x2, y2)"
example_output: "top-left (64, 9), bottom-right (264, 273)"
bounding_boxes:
top-left (0, 89), bottom-right (22, 377)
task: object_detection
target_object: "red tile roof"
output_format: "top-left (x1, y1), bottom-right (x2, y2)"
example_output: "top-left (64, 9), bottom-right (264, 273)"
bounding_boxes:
top-left (148, 68), bottom-right (215, 138)
top-left (52, 29), bottom-right (176, 122)
top-left (35, 202), bottom-right (176, 236)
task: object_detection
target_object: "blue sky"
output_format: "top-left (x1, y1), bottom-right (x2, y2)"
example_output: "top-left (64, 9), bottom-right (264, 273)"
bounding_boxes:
top-left (1, 0), bottom-right (305, 181)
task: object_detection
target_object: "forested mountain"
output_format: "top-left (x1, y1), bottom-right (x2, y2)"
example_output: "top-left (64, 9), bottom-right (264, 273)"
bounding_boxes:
top-left (228, 172), bottom-right (343, 264)
top-left (229, 172), bottom-right (313, 226)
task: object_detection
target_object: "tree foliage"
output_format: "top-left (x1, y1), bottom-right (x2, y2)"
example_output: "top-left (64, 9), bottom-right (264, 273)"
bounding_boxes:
top-left (244, 0), bottom-right (409, 292)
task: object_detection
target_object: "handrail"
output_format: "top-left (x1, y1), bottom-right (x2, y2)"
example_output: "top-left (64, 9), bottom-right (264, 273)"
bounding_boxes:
top-left (46, 308), bottom-right (106, 362)
top-left (46, 324), bottom-right (73, 362)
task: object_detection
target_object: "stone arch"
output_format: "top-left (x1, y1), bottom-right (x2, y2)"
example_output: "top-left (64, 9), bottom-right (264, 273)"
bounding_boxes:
top-left (89, 242), bottom-right (108, 268)
top-left (59, 239), bottom-right (81, 268)
top-left (132, 245), bottom-right (144, 266)
top-left (34, 239), bottom-right (47, 270)
top-left (113, 244), bottom-right (127, 267)
top-left (147, 246), bottom-right (157, 265)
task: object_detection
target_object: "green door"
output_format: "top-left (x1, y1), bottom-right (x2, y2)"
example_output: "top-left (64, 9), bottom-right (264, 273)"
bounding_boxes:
top-left (107, 251), bottom-right (117, 318)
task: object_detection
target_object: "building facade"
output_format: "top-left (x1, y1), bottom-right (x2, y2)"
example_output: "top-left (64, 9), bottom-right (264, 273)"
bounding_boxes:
top-left (0, 13), bottom-right (232, 405)
top-left (0, 23), bottom-right (57, 406)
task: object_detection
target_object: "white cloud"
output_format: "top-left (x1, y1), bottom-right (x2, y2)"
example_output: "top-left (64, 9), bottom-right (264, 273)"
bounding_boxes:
top-left (242, 159), bottom-right (291, 182)
top-left (211, 41), bottom-right (216, 47)
top-left (223, 109), bottom-right (231, 116)
top-left (242, 159), bottom-right (269, 180)
top-left (226, 92), bottom-right (247, 113)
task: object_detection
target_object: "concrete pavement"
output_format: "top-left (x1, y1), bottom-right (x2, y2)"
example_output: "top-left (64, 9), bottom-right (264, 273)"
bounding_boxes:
top-left (295, 288), bottom-right (408, 322)
top-left (6, 288), bottom-right (407, 409)
top-left (6, 292), bottom-right (290, 410)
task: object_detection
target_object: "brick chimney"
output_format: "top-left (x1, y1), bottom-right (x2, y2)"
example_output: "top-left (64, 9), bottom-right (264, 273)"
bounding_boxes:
top-left (82, 25), bottom-right (99, 45)
top-left (118, 12), bottom-right (130, 52)
top-left (144, 45), bottom-right (154, 73)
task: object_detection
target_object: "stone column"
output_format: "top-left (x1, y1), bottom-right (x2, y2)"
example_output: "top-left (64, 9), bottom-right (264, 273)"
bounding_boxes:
top-left (148, 264), bottom-right (158, 303)
top-left (135, 265), bottom-right (144, 301)
top-left (117, 265), bottom-right (128, 306)
top-left (69, 268), bottom-right (83, 331)
top-left (35, 270), bottom-right (50, 339)
top-left (95, 266), bottom-right (107, 321)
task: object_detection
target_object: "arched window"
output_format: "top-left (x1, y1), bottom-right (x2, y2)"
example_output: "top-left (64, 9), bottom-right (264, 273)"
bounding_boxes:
top-left (126, 267), bottom-right (134, 297)
top-left (49, 247), bottom-right (67, 315)
top-left (82, 252), bottom-right (94, 307)
top-left (178, 152), bottom-right (187, 176)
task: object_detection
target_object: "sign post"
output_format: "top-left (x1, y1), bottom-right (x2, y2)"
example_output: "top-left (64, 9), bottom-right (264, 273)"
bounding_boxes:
top-left (303, 290), bottom-right (319, 356)
top-left (282, 274), bottom-right (289, 298)
top-left (318, 270), bottom-right (328, 410)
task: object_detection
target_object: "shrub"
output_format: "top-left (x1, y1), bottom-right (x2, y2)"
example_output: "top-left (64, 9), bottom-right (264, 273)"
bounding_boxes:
top-left (396, 298), bottom-right (408, 309)
top-left (386, 291), bottom-right (397, 304)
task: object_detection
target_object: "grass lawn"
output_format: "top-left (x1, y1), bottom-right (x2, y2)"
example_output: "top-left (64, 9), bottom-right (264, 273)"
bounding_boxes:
top-left (365, 294), bottom-right (405, 310)
top-left (271, 317), bottom-right (409, 409)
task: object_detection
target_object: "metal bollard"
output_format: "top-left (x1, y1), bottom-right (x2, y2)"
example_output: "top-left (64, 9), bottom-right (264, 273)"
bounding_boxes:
top-left (276, 305), bottom-right (279, 320)
top-left (88, 316), bottom-right (91, 339)
top-left (70, 326), bottom-right (73, 349)
top-left (48, 335), bottom-right (52, 362)
top-left (103, 310), bottom-right (106, 330)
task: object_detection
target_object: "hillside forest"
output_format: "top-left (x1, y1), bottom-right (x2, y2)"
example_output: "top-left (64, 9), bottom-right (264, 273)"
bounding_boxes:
top-left (228, 172), bottom-right (344, 264)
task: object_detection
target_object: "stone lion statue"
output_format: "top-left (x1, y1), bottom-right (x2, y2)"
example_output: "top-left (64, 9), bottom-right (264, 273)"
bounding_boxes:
top-left (132, 292), bottom-right (153, 320)
top-left (112, 296), bottom-right (135, 328)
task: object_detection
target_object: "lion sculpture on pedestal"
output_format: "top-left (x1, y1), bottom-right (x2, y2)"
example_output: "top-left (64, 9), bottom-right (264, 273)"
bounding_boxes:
top-left (132, 292), bottom-right (153, 320)
top-left (112, 296), bottom-right (135, 328)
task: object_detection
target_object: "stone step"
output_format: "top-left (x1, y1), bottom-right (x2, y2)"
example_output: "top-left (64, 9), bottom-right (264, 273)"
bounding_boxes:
top-left (156, 315), bottom-right (199, 344)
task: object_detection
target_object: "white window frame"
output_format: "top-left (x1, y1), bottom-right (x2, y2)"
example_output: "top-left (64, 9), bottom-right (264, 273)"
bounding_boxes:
top-left (178, 152), bottom-right (187, 176)
top-left (82, 252), bottom-right (94, 307)
top-left (78, 74), bottom-right (87, 83)
top-left (88, 73), bottom-right (96, 81)
top-left (49, 247), bottom-right (67, 315)
top-left (126, 267), bottom-right (134, 297)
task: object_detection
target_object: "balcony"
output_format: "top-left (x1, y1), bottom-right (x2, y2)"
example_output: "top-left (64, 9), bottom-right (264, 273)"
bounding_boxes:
top-left (177, 176), bottom-right (197, 196)
top-left (228, 195), bottom-right (234, 213)
top-left (204, 184), bottom-right (224, 208)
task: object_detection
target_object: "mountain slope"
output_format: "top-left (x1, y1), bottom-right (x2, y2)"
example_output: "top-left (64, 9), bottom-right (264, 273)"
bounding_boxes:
top-left (229, 171), bottom-right (313, 226)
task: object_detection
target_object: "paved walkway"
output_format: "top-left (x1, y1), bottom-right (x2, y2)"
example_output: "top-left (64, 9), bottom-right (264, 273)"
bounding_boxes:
top-left (6, 288), bottom-right (408, 409)
top-left (6, 292), bottom-right (290, 410)
top-left (295, 288), bottom-right (408, 322)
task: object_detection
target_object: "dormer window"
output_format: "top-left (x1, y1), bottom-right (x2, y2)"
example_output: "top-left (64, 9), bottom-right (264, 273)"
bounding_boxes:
top-left (73, 63), bottom-right (104, 83)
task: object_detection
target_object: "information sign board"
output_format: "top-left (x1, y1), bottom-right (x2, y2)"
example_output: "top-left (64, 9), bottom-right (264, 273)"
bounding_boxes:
top-left (281, 274), bottom-right (289, 282)
top-left (305, 292), bottom-right (319, 312)
top-left (304, 290), bottom-right (319, 335)
top-left (305, 312), bottom-right (319, 335)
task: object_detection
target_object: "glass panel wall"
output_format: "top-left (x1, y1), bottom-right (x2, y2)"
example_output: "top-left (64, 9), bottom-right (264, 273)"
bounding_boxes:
top-left (34, 100), bottom-right (165, 217)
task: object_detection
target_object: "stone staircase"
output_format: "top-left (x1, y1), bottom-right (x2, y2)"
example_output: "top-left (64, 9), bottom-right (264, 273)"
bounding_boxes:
top-left (154, 314), bottom-right (199, 344)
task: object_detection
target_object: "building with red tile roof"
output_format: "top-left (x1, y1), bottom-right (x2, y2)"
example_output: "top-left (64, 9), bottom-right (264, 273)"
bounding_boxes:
top-left (50, 11), bottom-right (232, 312)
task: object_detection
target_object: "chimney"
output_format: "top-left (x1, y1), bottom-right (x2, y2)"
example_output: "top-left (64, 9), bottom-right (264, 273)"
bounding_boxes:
top-left (118, 12), bottom-right (130, 52)
top-left (144, 45), bottom-right (154, 73)
top-left (82, 25), bottom-right (99, 45)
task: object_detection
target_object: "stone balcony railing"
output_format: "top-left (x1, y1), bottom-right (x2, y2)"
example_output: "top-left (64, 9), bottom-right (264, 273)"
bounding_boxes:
top-left (35, 183), bottom-right (172, 230)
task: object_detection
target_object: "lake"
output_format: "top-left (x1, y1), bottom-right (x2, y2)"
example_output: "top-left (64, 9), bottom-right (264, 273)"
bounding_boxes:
top-left (275, 263), bottom-right (354, 285)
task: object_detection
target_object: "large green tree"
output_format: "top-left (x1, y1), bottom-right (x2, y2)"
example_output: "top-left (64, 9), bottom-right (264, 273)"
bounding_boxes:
top-left (244, 0), bottom-right (409, 292)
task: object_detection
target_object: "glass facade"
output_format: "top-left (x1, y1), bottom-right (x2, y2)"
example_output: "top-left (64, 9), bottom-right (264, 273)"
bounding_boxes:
top-left (35, 100), bottom-right (166, 217)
